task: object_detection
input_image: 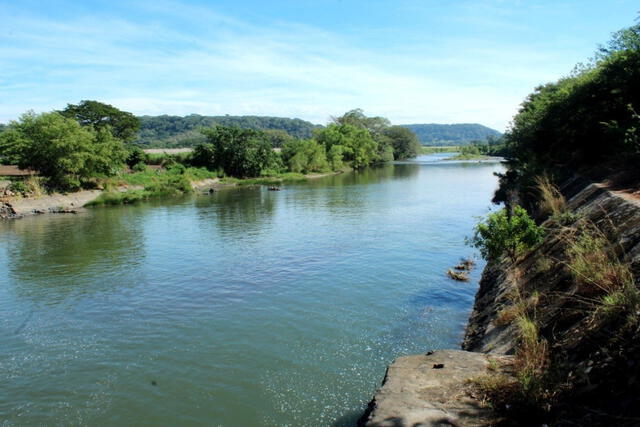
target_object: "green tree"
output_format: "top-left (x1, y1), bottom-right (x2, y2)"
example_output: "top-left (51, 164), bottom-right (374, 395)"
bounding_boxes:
top-left (0, 112), bottom-right (127, 189)
top-left (469, 206), bottom-right (543, 263)
top-left (332, 109), bottom-right (395, 162)
top-left (263, 129), bottom-right (294, 148)
top-left (383, 126), bottom-right (421, 160)
top-left (60, 100), bottom-right (140, 142)
top-left (281, 139), bottom-right (328, 173)
top-left (327, 145), bottom-right (344, 170)
top-left (315, 123), bottom-right (378, 168)
top-left (201, 126), bottom-right (275, 177)
top-left (332, 108), bottom-right (390, 140)
top-left (190, 143), bottom-right (217, 169)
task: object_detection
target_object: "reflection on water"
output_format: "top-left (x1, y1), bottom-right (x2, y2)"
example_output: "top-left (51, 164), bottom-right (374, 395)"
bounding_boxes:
top-left (3, 208), bottom-right (146, 304)
top-left (0, 157), bottom-right (504, 426)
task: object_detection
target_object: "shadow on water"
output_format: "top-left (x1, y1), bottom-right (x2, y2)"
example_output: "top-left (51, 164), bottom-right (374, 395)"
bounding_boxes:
top-left (332, 409), bottom-right (365, 427)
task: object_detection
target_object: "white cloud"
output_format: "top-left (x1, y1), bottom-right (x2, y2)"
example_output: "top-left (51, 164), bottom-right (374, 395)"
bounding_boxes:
top-left (0, 0), bottom-right (593, 131)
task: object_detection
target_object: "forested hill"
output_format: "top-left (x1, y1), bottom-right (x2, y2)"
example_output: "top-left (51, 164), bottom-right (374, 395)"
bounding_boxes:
top-left (400, 123), bottom-right (501, 145)
top-left (135, 114), bottom-right (322, 147)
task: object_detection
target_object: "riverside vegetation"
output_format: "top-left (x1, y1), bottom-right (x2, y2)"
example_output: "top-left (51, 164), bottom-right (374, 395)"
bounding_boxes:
top-left (462, 21), bottom-right (640, 425)
top-left (0, 106), bottom-right (421, 206)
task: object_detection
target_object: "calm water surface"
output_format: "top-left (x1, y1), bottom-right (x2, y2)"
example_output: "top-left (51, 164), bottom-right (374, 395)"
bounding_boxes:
top-left (0, 155), bottom-right (504, 426)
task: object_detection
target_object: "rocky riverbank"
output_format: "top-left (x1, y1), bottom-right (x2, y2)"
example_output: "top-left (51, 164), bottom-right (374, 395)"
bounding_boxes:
top-left (361, 177), bottom-right (640, 425)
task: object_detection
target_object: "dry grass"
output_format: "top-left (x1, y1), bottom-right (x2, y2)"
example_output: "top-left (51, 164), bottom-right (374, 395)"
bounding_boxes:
top-left (565, 223), bottom-right (635, 298)
top-left (535, 174), bottom-right (566, 217)
top-left (24, 176), bottom-right (46, 197)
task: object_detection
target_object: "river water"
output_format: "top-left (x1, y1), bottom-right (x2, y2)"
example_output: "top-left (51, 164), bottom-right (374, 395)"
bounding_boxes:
top-left (0, 154), bottom-right (504, 426)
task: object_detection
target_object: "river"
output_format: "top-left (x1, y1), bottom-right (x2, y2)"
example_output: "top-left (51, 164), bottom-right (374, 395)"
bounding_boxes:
top-left (0, 154), bottom-right (504, 426)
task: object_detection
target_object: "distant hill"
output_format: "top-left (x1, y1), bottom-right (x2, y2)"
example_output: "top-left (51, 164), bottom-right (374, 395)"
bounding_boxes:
top-left (400, 123), bottom-right (502, 145)
top-left (135, 114), bottom-right (322, 148)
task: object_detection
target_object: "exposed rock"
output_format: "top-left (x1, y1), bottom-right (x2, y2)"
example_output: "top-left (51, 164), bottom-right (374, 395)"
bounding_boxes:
top-left (463, 181), bottom-right (640, 354)
top-left (360, 350), bottom-right (512, 427)
top-left (1, 190), bottom-right (102, 218)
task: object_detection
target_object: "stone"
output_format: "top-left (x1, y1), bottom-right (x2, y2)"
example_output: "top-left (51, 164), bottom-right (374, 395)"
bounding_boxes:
top-left (361, 350), bottom-right (512, 427)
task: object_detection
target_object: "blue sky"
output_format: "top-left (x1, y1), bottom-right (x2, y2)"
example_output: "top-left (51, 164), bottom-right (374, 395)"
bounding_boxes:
top-left (0, 1), bottom-right (637, 131)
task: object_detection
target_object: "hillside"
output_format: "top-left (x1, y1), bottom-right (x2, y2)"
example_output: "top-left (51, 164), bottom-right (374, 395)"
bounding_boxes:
top-left (400, 123), bottom-right (502, 145)
top-left (135, 114), bottom-right (322, 148)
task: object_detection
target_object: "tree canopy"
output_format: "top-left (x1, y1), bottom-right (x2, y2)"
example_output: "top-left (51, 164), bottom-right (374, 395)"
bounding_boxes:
top-left (136, 114), bottom-right (320, 148)
top-left (0, 112), bottom-right (127, 189)
top-left (200, 126), bottom-right (276, 177)
top-left (383, 126), bottom-right (422, 160)
top-left (401, 123), bottom-right (501, 145)
top-left (315, 123), bottom-right (379, 169)
top-left (60, 100), bottom-right (140, 142)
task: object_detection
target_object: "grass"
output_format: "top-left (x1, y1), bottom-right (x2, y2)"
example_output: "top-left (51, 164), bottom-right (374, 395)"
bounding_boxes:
top-left (535, 174), bottom-right (566, 218)
top-left (564, 222), bottom-right (639, 322)
top-left (87, 166), bottom-right (218, 206)
top-left (420, 145), bottom-right (460, 154)
top-left (446, 153), bottom-right (494, 160)
top-left (220, 171), bottom-right (309, 186)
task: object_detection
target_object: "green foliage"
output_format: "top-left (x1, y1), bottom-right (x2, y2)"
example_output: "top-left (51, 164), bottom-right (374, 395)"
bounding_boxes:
top-left (136, 114), bottom-right (320, 148)
top-left (402, 123), bottom-right (502, 145)
top-left (131, 162), bottom-right (147, 172)
top-left (126, 146), bottom-right (149, 167)
top-left (506, 23), bottom-right (640, 169)
top-left (0, 112), bottom-right (127, 190)
top-left (280, 139), bottom-right (329, 173)
top-left (190, 143), bottom-right (216, 169)
top-left (60, 100), bottom-right (140, 142)
top-left (327, 145), bottom-right (344, 170)
top-left (315, 123), bottom-right (378, 168)
top-left (201, 126), bottom-right (276, 177)
top-left (330, 109), bottom-right (390, 163)
top-left (90, 166), bottom-right (218, 206)
top-left (263, 129), bottom-right (294, 148)
top-left (383, 125), bottom-right (421, 160)
top-left (470, 206), bottom-right (544, 263)
top-left (332, 108), bottom-right (391, 140)
top-left (460, 144), bottom-right (481, 156)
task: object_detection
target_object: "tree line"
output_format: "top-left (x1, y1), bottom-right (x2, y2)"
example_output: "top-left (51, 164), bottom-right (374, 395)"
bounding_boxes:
top-left (136, 114), bottom-right (321, 148)
top-left (495, 21), bottom-right (640, 211)
top-left (0, 102), bottom-right (421, 191)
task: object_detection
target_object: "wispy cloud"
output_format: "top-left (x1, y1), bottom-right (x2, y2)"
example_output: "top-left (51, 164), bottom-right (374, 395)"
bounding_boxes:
top-left (0, 0), bottom-right (636, 130)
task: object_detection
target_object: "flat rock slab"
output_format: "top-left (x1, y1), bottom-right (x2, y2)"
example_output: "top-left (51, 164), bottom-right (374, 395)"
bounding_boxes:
top-left (363, 350), bottom-right (511, 427)
top-left (6, 190), bottom-right (102, 216)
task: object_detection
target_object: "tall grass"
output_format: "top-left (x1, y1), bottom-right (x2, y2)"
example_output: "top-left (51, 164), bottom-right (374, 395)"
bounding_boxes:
top-left (535, 174), bottom-right (566, 217)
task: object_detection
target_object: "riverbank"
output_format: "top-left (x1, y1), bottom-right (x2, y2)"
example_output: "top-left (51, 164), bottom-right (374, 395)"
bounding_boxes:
top-left (361, 177), bottom-right (640, 425)
top-left (0, 168), bottom-right (346, 219)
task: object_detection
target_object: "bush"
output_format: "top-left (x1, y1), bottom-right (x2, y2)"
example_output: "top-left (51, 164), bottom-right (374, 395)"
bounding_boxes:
top-left (132, 162), bottom-right (147, 172)
top-left (470, 206), bottom-right (544, 263)
top-left (126, 146), bottom-right (149, 167)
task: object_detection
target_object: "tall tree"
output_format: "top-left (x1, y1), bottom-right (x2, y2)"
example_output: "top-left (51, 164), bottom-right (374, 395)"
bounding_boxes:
top-left (201, 126), bottom-right (276, 177)
top-left (315, 123), bottom-right (379, 168)
top-left (0, 112), bottom-right (127, 189)
top-left (383, 126), bottom-right (421, 160)
top-left (60, 100), bottom-right (140, 142)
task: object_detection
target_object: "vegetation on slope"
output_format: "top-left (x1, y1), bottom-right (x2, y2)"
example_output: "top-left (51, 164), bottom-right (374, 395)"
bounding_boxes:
top-left (135, 114), bottom-right (321, 148)
top-left (495, 22), bottom-right (640, 211)
top-left (469, 21), bottom-right (640, 425)
top-left (401, 123), bottom-right (502, 146)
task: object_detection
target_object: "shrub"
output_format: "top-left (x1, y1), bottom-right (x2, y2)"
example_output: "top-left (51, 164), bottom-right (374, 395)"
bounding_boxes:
top-left (470, 206), bottom-right (544, 263)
